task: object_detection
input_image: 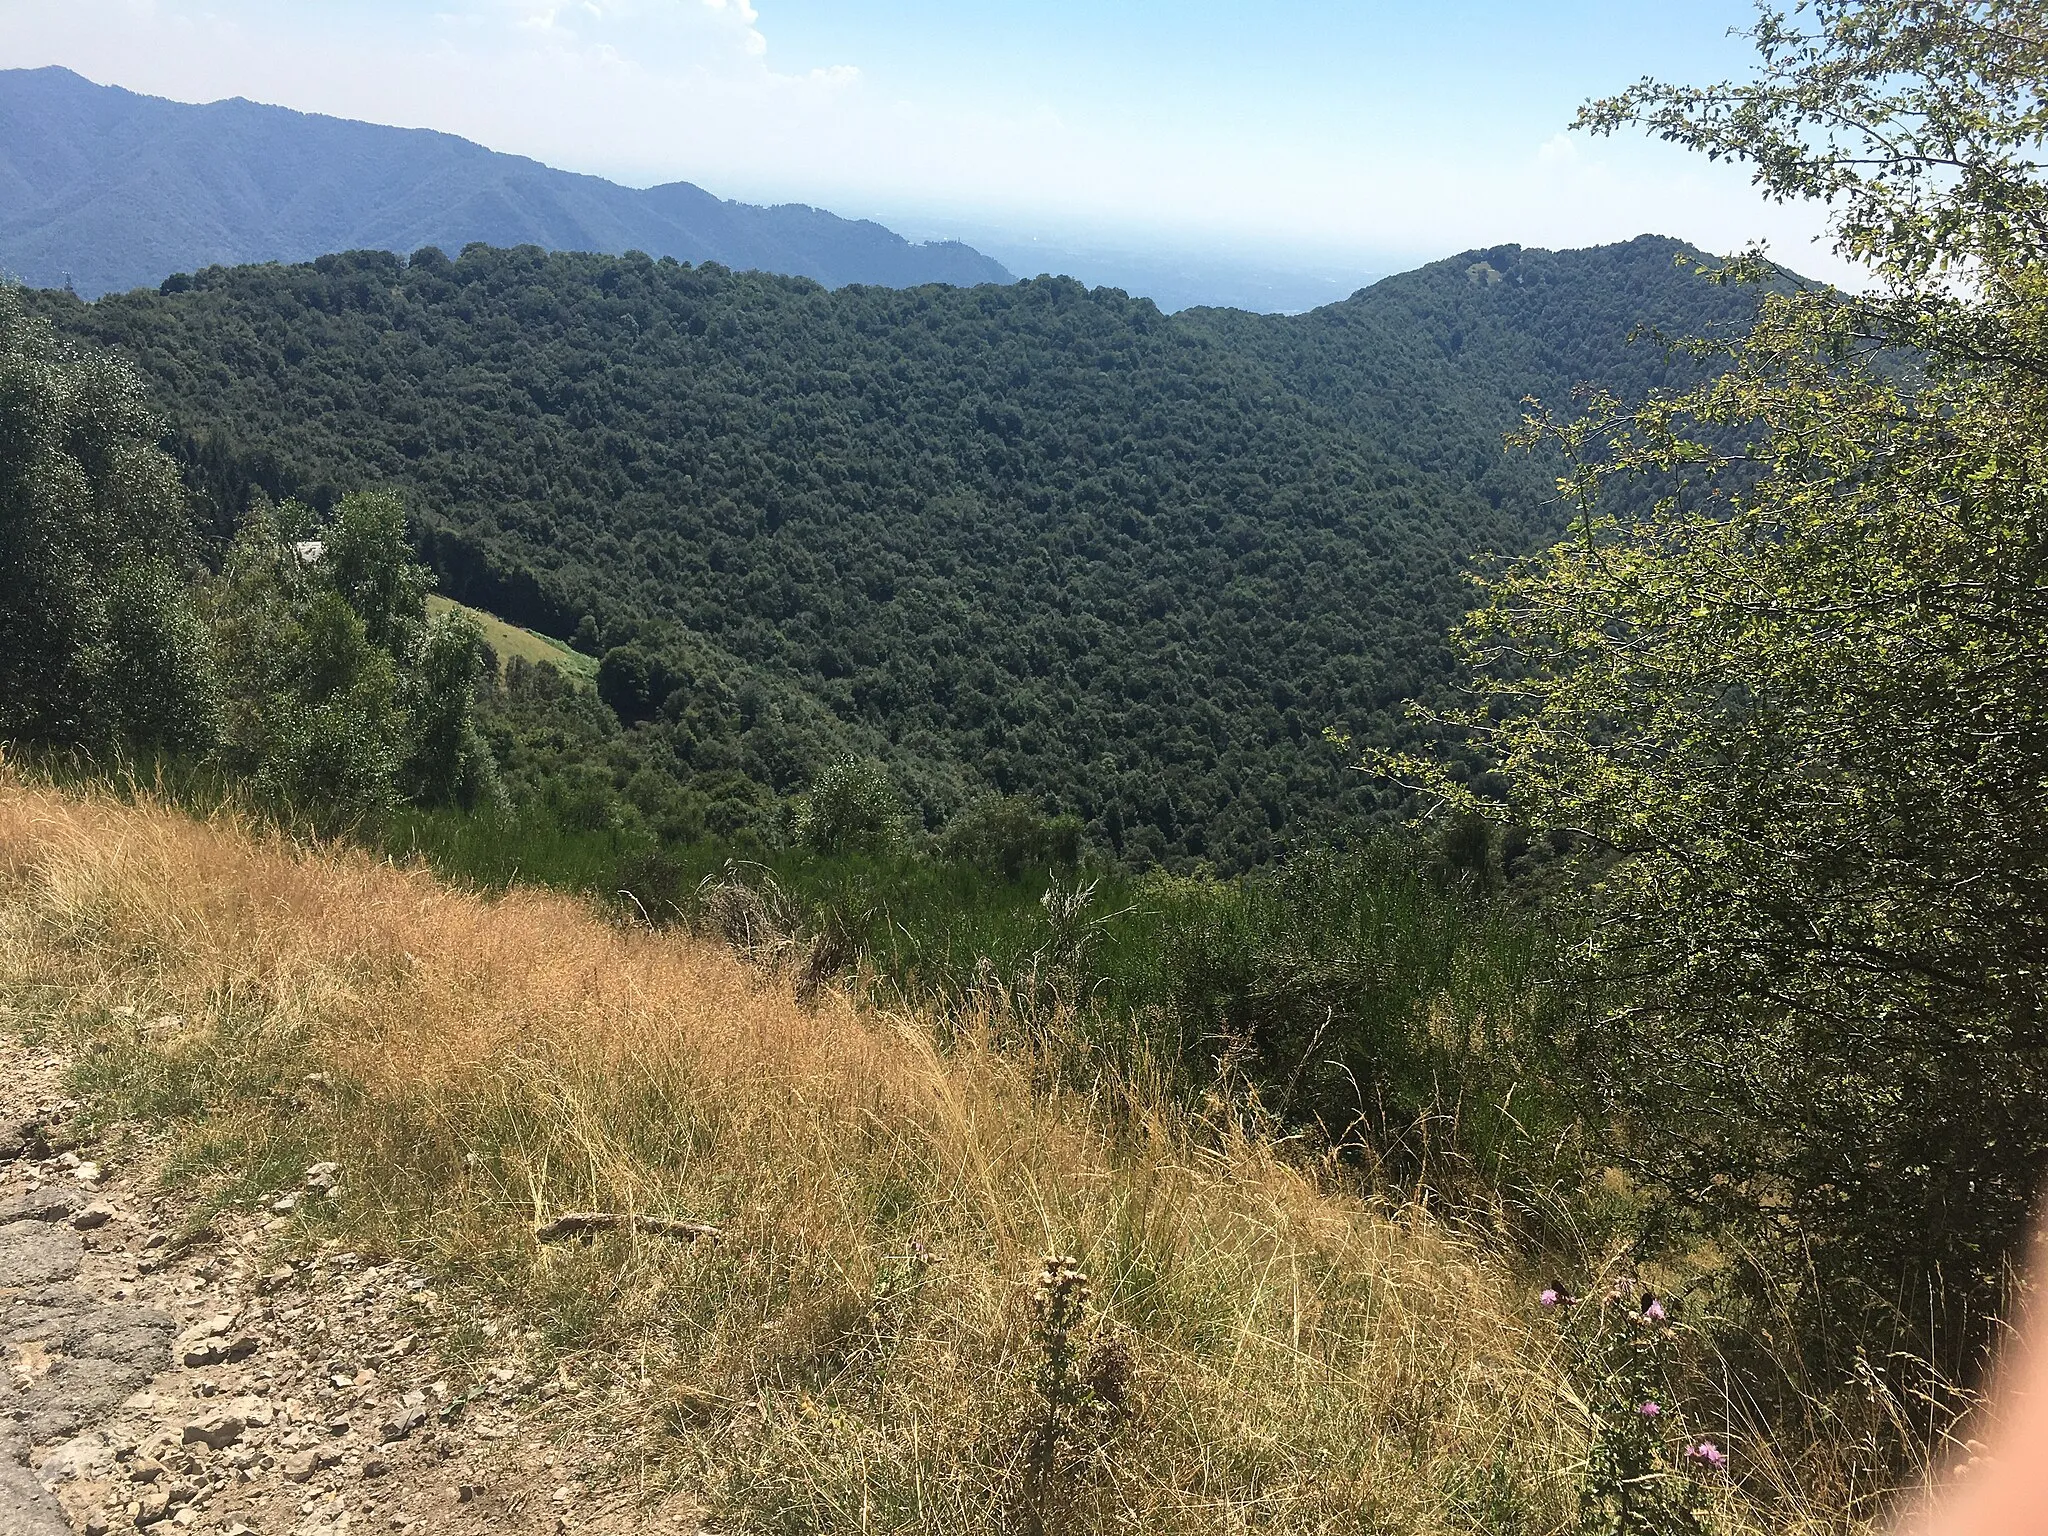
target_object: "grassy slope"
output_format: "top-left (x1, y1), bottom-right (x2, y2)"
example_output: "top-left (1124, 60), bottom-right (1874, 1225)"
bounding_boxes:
top-left (428, 592), bottom-right (598, 684)
top-left (0, 775), bottom-right (1852, 1534)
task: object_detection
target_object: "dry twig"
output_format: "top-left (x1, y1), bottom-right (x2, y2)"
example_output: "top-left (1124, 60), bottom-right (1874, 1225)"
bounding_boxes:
top-left (532, 1211), bottom-right (721, 1245)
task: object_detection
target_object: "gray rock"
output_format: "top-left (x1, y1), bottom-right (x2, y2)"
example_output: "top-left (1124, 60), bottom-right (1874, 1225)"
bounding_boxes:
top-left (72, 1313), bottom-right (177, 1369)
top-left (281, 1446), bottom-right (341, 1483)
top-left (0, 1190), bottom-right (78, 1224)
top-left (34, 1430), bottom-right (114, 1484)
top-left (9, 1299), bottom-right (176, 1364)
top-left (2, 1278), bottom-right (175, 1450)
top-left (378, 1403), bottom-right (431, 1442)
top-left (7, 1280), bottom-right (98, 1317)
top-left (227, 1395), bottom-right (273, 1429)
top-left (174, 1311), bottom-right (252, 1368)
top-left (0, 1456), bottom-right (67, 1535)
top-left (0, 1219), bottom-right (82, 1288)
top-left (18, 1355), bottom-right (151, 1443)
top-left (180, 1413), bottom-right (244, 1450)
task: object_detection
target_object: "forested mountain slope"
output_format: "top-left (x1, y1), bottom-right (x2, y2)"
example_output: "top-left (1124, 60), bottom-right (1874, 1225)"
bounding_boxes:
top-left (34, 235), bottom-right (1764, 867)
top-left (1185, 238), bottom-right (1764, 498)
top-left (0, 67), bottom-right (1011, 299)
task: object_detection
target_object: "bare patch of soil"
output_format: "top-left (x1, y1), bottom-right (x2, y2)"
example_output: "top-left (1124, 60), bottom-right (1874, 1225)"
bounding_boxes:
top-left (0, 1037), bottom-right (703, 1536)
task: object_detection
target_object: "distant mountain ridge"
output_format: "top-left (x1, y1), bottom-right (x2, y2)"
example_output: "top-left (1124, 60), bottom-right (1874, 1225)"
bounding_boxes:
top-left (0, 66), bottom-right (1014, 298)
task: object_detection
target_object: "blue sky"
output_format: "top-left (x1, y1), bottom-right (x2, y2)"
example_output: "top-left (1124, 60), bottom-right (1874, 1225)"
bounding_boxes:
top-left (0, 1), bottom-right (1849, 285)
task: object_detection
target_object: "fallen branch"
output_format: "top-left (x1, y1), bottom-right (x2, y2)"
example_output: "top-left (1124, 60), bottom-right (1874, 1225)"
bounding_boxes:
top-left (533, 1211), bottom-right (721, 1245)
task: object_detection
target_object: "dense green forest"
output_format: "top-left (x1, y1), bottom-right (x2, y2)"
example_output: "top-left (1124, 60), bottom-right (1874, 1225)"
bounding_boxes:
top-left (28, 234), bottom-right (1762, 867)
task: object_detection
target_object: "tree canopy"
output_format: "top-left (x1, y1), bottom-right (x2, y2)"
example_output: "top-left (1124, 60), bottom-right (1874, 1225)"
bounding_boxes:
top-left (0, 291), bottom-right (214, 756)
top-left (31, 235), bottom-right (1762, 866)
top-left (1, 288), bottom-right (496, 822)
top-left (1397, 0), bottom-right (2048, 1370)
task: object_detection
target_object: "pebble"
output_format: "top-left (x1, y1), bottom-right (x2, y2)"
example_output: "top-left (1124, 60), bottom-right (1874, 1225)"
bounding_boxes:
top-left (181, 1413), bottom-right (246, 1450)
top-left (379, 1404), bottom-right (431, 1442)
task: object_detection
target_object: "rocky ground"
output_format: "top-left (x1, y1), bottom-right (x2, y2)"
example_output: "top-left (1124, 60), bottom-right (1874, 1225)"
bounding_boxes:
top-left (0, 1037), bottom-right (704, 1535)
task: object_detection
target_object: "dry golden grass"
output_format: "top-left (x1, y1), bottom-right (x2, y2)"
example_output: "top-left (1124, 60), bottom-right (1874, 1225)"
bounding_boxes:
top-left (0, 774), bottom-right (1867, 1534)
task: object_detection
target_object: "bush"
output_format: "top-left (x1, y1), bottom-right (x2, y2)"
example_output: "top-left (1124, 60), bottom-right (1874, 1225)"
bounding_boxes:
top-left (790, 756), bottom-right (905, 856)
top-left (1106, 845), bottom-right (1556, 1167)
top-left (937, 796), bottom-right (1083, 880)
top-left (596, 644), bottom-right (677, 726)
top-left (95, 561), bottom-right (220, 757)
top-left (1382, 1), bottom-right (2048, 1384)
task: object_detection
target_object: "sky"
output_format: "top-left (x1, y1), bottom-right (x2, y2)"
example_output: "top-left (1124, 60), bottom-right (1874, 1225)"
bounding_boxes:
top-left (0, 1), bottom-right (1856, 291)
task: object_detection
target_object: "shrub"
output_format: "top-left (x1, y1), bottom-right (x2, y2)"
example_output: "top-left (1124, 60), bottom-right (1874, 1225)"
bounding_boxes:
top-left (596, 644), bottom-right (677, 726)
top-left (1385, 0), bottom-right (2048, 1378)
top-left (789, 756), bottom-right (905, 856)
top-left (937, 795), bottom-right (1083, 880)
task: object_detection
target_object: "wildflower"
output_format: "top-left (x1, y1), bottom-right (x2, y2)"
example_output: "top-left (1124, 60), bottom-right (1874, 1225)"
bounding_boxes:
top-left (1032, 1254), bottom-right (1091, 1336)
top-left (1687, 1440), bottom-right (1728, 1472)
top-left (1639, 1401), bottom-right (1661, 1419)
top-left (1539, 1288), bottom-right (1561, 1309)
top-left (1642, 1298), bottom-right (1667, 1324)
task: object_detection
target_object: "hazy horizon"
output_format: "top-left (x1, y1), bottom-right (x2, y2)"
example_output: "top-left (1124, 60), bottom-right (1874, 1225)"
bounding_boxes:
top-left (0, 1), bottom-right (1858, 299)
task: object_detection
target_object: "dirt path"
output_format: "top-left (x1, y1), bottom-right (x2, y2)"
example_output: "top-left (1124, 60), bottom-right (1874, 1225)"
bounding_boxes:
top-left (0, 1038), bottom-right (704, 1535)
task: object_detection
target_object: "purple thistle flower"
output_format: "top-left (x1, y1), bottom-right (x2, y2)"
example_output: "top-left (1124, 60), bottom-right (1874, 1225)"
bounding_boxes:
top-left (1687, 1440), bottom-right (1728, 1472)
top-left (1540, 1288), bottom-right (1561, 1309)
top-left (1642, 1298), bottom-right (1667, 1324)
top-left (1639, 1401), bottom-right (1661, 1418)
